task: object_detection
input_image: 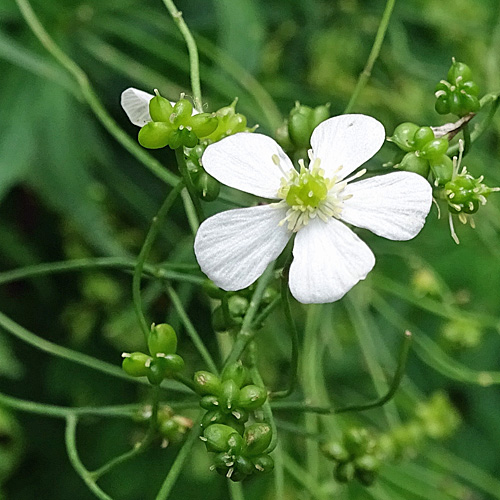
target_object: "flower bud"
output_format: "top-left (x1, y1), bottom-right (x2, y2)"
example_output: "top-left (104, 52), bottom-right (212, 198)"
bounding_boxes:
top-left (311, 103), bottom-right (330, 129)
top-left (171, 99), bottom-right (193, 126)
top-left (391, 122), bottom-right (419, 152)
top-left (194, 171), bottom-right (220, 202)
top-left (122, 352), bottom-right (151, 377)
top-left (162, 353), bottom-right (185, 375)
top-left (221, 362), bottom-right (248, 388)
top-left (321, 441), bottom-right (350, 463)
top-left (147, 357), bottom-right (169, 385)
top-left (148, 323), bottom-right (177, 356)
top-left (200, 395), bottom-right (220, 410)
top-left (220, 379), bottom-right (241, 412)
top-left (419, 137), bottom-right (448, 160)
top-left (343, 428), bottom-right (371, 457)
top-left (202, 423), bottom-right (239, 452)
top-left (138, 122), bottom-right (173, 149)
top-left (334, 461), bottom-right (355, 483)
top-left (238, 385), bottom-right (267, 410)
top-left (399, 152), bottom-right (429, 177)
top-left (149, 93), bottom-right (174, 122)
top-left (194, 371), bottom-right (222, 396)
top-left (244, 423), bottom-right (272, 456)
top-left (169, 127), bottom-right (198, 149)
top-left (227, 295), bottom-right (249, 317)
top-left (235, 455), bottom-right (254, 476)
top-left (189, 113), bottom-right (218, 138)
top-left (447, 60), bottom-right (473, 84)
top-left (253, 454), bottom-right (274, 473)
top-left (429, 155), bottom-right (453, 186)
top-left (413, 126), bottom-right (435, 150)
top-left (288, 104), bottom-right (313, 149)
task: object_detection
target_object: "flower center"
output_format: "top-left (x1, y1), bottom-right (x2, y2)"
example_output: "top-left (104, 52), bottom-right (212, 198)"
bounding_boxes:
top-left (275, 156), bottom-right (348, 232)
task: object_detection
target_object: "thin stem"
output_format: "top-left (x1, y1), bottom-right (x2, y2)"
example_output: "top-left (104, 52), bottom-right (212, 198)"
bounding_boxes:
top-left (15, 0), bottom-right (179, 188)
top-left (270, 330), bottom-right (412, 414)
top-left (251, 294), bottom-right (281, 328)
top-left (462, 123), bottom-right (471, 157)
top-left (269, 277), bottom-right (299, 399)
top-left (228, 481), bottom-right (245, 500)
top-left (90, 386), bottom-right (161, 480)
top-left (175, 148), bottom-right (204, 224)
top-left (165, 283), bottom-right (218, 373)
top-left (65, 415), bottom-right (114, 500)
top-left (155, 414), bottom-right (203, 500)
top-left (0, 257), bottom-right (205, 287)
top-left (343, 0), bottom-right (397, 113)
top-left (160, 0), bottom-right (203, 111)
top-left (0, 391), bottom-right (139, 419)
top-left (273, 442), bottom-right (286, 500)
top-left (223, 263), bottom-right (276, 367)
top-left (133, 182), bottom-right (184, 341)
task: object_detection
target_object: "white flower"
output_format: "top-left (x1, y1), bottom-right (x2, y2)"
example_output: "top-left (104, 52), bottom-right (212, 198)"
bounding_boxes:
top-left (120, 87), bottom-right (198, 127)
top-left (195, 114), bottom-right (433, 304)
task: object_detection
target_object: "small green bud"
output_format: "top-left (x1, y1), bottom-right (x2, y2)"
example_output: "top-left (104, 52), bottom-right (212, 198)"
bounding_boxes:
top-left (162, 353), bottom-right (185, 375)
top-left (147, 357), bottom-right (169, 385)
top-left (235, 455), bottom-right (254, 476)
top-left (419, 138), bottom-right (449, 160)
top-left (429, 155), bottom-right (453, 186)
top-left (288, 104), bottom-right (313, 149)
top-left (171, 99), bottom-right (193, 126)
top-left (344, 428), bottom-right (370, 457)
top-left (261, 286), bottom-right (278, 305)
top-left (399, 152), bottom-right (430, 177)
top-left (435, 95), bottom-right (450, 115)
top-left (413, 126), bottom-right (435, 150)
top-left (122, 352), bottom-right (151, 377)
top-left (148, 323), bottom-right (177, 356)
top-left (220, 379), bottom-right (241, 412)
top-left (321, 441), bottom-right (350, 463)
top-left (334, 461), bottom-right (355, 483)
top-left (227, 432), bottom-right (245, 455)
top-left (194, 371), bottom-right (222, 396)
top-left (202, 424), bottom-right (238, 452)
top-left (391, 122), bottom-right (419, 152)
top-left (221, 362), bottom-right (248, 388)
top-left (189, 113), bottom-right (218, 137)
top-left (200, 395), bottom-right (220, 410)
top-left (138, 122), bottom-right (172, 149)
top-left (169, 127), bottom-right (197, 149)
top-left (354, 454), bottom-right (380, 472)
top-left (310, 103), bottom-right (330, 129)
top-left (226, 114), bottom-right (247, 134)
top-left (447, 61), bottom-right (473, 84)
top-left (194, 171), bottom-right (220, 202)
top-left (244, 423), bottom-right (272, 456)
top-left (149, 93), bottom-right (173, 122)
top-left (238, 385), bottom-right (267, 410)
top-left (253, 454), bottom-right (274, 473)
top-left (227, 295), bottom-right (249, 317)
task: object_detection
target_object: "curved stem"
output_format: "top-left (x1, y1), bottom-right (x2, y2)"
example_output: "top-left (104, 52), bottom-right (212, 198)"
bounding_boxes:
top-left (0, 257), bottom-right (204, 287)
top-left (15, 0), bottom-right (179, 188)
top-left (343, 0), bottom-right (397, 113)
top-left (133, 182), bottom-right (184, 341)
top-left (269, 277), bottom-right (299, 399)
top-left (65, 415), bottom-right (114, 500)
top-left (160, 0), bottom-right (203, 111)
top-left (270, 330), bottom-right (412, 414)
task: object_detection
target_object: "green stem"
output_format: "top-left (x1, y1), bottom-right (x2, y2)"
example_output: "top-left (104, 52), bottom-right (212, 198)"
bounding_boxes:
top-left (343, 0), bottom-right (397, 113)
top-left (462, 122), bottom-right (471, 156)
top-left (175, 148), bottom-right (204, 224)
top-left (133, 182), bottom-right (184, 341)
top-left (273, 442), bottom-right (286, 500)
top-left (65, 415), bottom-right (114, 500)
top-left (0, 257), bottom-right (205, 287)
top-left (223, 264), bottom-right (276, 367)
top-left (15, 0), bottom-right (179, 188)
top-left (165, 283), bottom-right (218, 373)
top-left (228, 481), bottom-right (245, 500)
top-left (155, 414), bottom-right (203, 500)
top-left (90, 386), bottom-right (161, 480)
top-left (269, 277), bottom-right (299, 399)
top-left (160, 0), bottom-right (203, 111)
top-left (251, 294), bottom-right (281, 328)
top-left (270, 330), bottom-right (412, 414)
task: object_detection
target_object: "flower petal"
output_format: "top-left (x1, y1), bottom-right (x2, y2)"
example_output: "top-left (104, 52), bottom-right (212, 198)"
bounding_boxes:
top-left (202, 133), bottom-right (295, 199)
top-left (194, 204), bottom-right (290, 291)
top-left (289, 217), bottom-right (375, 304)
top-left (310, 114), bottom-right (386, 180)
top-left (121, 88), bottom-right (153, 127)
top-left (341, 171), bottom-right (433, 240)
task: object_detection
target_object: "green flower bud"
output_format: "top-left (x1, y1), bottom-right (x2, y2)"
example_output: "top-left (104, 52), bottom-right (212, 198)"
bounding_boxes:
top-left (343, 428), bottom-right (371, 457)
top-left (171, 99), bottom-right (193, 126)
top-left (149, 93), bottom-right (173, 122)
top-left (226, 114), bottom-right (247, 134)
top-left (200, 395), bottom-right (220, 410)
top-left (261, 286), bottom-right (279, 305)
top-left (147, 357), bottom-right (169, 385)
top-left (227, 295), bottom-right (249, 318)
top-left (202, 424), bottom-right (238, 452)
top-left (138, 122), bottom-right (172, 149)
top-left (189, 113), bottom-right (218, 138)
top-left (162, 353), bottom-right (185, 375)
top-left (148, 323), bottom-right (177, 356)
top-left (234, 455), bottom-right (254, 476)
top-left (244, 423), bottom-right (272, 456)
top-left (435, 94), bottom-right (450, 115)
top-left (121, 352), bottom-right (151, 377)
top-left (461, 80), bottom-right (480, 96)
top-left (201, 410), bottom-right (245, 435)
top-left (253, 454), bottom-right (274, 473)
top-left (459, 92), bottom-right (480, 113)
top-left (168, 127), bottom-right (197, 149)
top-left (334, 461), bottom-right (355, 483)
top-left (429, 155), bottom-right (453, 186)
top-left (419, 137), bottom-right (448, 160)
top-left (413, 126), bottom-right (435, 150)
top-left (238, 385), bottom-right (267, 410)
top-left (447, 61), bottom-right (473, 84)
top-left (227, 432), bottom-right (245, 455)
top-left (194, 171), bottom-right (220, 202)
top-left (221, 362), bottom-right (248, 388)
top-left (311, 103), bottom-right (330, 129)
top-left (321, 441), bottom-right (350, 463)
top-left (391, 122), bottom-right (419, 152)
top-left (354, 454), bottom-right (380, 472)
top-left (220, 379), bottom-right (241, 412)
top-left (194, 371), bottom-right (222, 396)
top-left (288, 104), bottom-right (313, 149)
top-left (399, 152), bottom-right (429, 177)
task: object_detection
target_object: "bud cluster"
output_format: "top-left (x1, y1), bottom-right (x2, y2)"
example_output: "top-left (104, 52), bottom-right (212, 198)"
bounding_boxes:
top-left (435, 60), bottom-right (480, 117)
top-left (121, 323), bottom-right (184, 385)
top-left (194, 362), bottom-right (273, 481)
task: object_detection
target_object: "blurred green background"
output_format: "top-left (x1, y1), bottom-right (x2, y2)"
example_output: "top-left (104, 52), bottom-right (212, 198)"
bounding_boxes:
top-left (1, 0), bottom-right (500, 498)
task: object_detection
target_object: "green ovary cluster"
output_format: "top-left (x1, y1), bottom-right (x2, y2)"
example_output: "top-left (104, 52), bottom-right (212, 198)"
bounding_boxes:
top-left (283, 167), bottom-right (329, 209)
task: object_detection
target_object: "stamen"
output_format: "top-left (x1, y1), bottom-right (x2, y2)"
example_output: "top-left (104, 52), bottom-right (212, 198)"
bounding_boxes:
top-left (449, 213), bottom-right (460, 244)
top-left (344, 168), bottom-right (367, 184)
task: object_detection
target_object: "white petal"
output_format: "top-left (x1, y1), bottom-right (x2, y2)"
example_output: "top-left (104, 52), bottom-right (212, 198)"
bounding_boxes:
top-left (194, 204), bottom-right (290, 291)
top-left (289, 217), bottom-right (375, 304)
top-left (310, 114), bottom-right (385, 180)
top-left (202, 133), bottom-right (295, 199)
top-left (121, 88), bottom-right (153, 127)
top-left (341, 171), bottom-right (433, 240)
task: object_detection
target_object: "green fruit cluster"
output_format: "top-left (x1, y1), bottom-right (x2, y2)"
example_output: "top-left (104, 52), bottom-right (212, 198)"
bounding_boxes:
top-left (185, 145), bottom-right (221, 202)
top-left (194, 362), bottom-right (272, 481)
top-left (202, 98), bottom-right (252, 143)
top-left (391, 123), bottom-right (452, 185)
top-left (435, 60), bottom-right (480, 117)
top-left (121, 323), bottom-right (184, 385)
